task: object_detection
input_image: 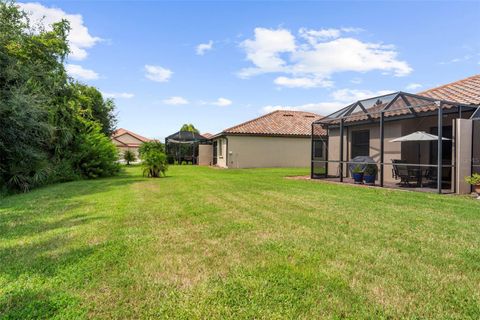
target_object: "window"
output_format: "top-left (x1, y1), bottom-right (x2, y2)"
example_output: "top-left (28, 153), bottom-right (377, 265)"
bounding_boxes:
top-left (218, 139), bottom-right (223, 157)
top-left (351, 130), bottom-right (370, 158)
top-left (313, 140), bottom-right (324, 159)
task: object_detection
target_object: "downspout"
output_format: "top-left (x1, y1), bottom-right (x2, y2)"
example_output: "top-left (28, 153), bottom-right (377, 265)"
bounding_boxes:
top-left (310, 123), bottom-right (314, 179)
top-left (225, 136), bottom-right (229, 168)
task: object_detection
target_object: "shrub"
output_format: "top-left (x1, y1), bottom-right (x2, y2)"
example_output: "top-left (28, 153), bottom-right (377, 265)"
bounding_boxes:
top-left (74, 126), bottom-right (120, 179)
top-left (465, 173), bottom-right (480, 185)
top-left (352, 165), bottom-right (364, 174)
top-left (123, 150), bottom-right (136, 165)
top-left (142, 150), bottom-right (168, 178)
top-left (364, 164), bottom-right (378, 176)
top-left (138, 141), bottom-right (165, 159)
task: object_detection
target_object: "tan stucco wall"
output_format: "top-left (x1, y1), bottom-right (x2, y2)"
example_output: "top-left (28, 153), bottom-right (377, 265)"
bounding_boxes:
top-left (455, 119), bottom-right (473, 194)
top-left (215, 135), bottom-right (311, 168)
top-left (115, 133), bottom-right (144, 145)
top-left (198, 144), bottom-right (213, 166)
top-left (328, 123), bottom-right (401, 182)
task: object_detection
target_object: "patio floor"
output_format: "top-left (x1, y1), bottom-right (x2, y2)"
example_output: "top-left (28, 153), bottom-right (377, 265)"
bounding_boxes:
top-left (291, 176), bottom-right (454, 194)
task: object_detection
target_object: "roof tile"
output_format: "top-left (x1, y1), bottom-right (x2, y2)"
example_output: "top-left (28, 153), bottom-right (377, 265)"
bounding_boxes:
top-left (419, 74), bottom-right (480, 104)
top-left (222, 110), bottom-right (325, 137)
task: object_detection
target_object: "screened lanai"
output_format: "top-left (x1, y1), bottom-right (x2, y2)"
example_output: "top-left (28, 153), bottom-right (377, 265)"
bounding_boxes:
top-left (311, 91), bottom-right (479, 194)
top-left (165, 131), bottom-right (210, 164)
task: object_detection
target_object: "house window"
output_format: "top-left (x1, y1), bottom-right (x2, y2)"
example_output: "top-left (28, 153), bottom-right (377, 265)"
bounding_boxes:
top-left (351, 130), bottom-right (370, 158)
top-left (313, 140), bottom-right (324, 159)
top-left (218, 139), bottom-right (223, 157)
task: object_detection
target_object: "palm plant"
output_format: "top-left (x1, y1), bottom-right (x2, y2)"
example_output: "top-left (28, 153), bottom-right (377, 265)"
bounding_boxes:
top-left (142, 151), bottom-right (168, 178)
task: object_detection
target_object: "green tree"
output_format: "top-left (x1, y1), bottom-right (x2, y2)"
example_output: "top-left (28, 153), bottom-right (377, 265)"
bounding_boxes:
top-left (123, 150), bottom-right (136, 165)
top-left (0, 1), bottom-right (119, 192)
top-left (138, 140), bottom-right (165, 159)
top-left (70, 82), bottom-right (117, 136)
top-left (142, 150), bottom-right (168, 178)
top-left (180, 124), bottom-right (199, 133)
top-left (0, 1), bottom-right (67, 191)
top-left (73, 124), bottom-right (120, 179)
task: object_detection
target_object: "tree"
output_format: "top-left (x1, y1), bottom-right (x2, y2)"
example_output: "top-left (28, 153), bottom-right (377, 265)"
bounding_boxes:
top-left (0, 2), bottom-right (119, 192)
top-left (123, 150), bottom-right (136, 165)
top-left (70, 83), bottom-right (117, 136)
top-left (180, 124), bottom-right (199, 133)
top-left (73, 124), bottom-right (120, 179)
top-left (138, 141), bottom-right (165, 159)
top-left (142, 150), bottom-right (168, 178)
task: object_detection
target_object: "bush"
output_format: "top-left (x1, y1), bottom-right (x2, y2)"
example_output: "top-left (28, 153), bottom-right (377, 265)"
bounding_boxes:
top-left (142, 150), bottom-right (168, 178)
top-left (74, 126), bottom-right (120, 179)
top-left (123, 150), bottom-right (136, 165)
top-left (139, 141), bottom-right (165, 159)
top-left (465, 173), bottom-right (480, 185)
top-left (364, 164), bottom-right (378, 176)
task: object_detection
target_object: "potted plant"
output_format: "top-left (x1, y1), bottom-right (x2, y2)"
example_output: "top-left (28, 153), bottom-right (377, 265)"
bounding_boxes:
top-left (364, 164), bottom-right (378, 185)
top-left (352, 165), bottom-right (364, 184)
top-left (465, 173), bottom-right (480, 196)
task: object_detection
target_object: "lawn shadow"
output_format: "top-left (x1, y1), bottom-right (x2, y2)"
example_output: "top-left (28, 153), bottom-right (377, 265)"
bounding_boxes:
top-left (0, 286), bottom-right (84, 319)
top-left (0, 172), bottom-right (146, 240)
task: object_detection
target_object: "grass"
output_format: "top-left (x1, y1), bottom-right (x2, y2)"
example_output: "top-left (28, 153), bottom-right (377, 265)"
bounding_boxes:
top-left (1, 165), bottom-right (479, 319)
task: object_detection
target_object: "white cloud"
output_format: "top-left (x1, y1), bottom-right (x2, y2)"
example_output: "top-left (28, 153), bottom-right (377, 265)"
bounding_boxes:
top-left (144, 65), bottom-right (172, 82)
top-left (405, 83), bottom-right (423, 91)
top-left (196, 40), bottom-right (213, 55)
top-left (298, 27), bottom-right (362, 45)
top-left (212, 97), bottom-right (232, 106)
top-left (274, 76), bottom-right (333, 88)
top-left (239, 27), bottom-right (412, 88)
top-left (18, 2), bottom-right (101, 61)
top-left (261, 88), bottom-right (394, 115)
top-left (331, 89), bottom-right (394, 103)
top-left (65, 64), bottom-right (99, 80)
top-left (350, 77), bottom-right (363, 84)
top-left (101, 92), bottom-right (134, 99)
top-left (238, 27), bottom-right (296, 78)
top-left (262, 102), bottom-right (345, 115)
top-left (163, 96), bottom-right (189, 105)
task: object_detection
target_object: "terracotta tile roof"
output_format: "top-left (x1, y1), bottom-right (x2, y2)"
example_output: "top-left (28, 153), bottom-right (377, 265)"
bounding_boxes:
top-left (111, 128), bottom-right (151, 147)
top-left (221, 110), bottom-right (325, 137)
top-left (201, 132), bottom-right (214, 139)
top-left (418, 74), bottom-right (480, 105)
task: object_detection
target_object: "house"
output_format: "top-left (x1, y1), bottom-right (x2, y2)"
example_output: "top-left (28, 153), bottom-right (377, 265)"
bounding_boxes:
top-left (211, 110), bottom-right (324, 168)
top-left (111, 128), bottom-right (151, 157)
top-left (311, 74), bottom-right (480, 194)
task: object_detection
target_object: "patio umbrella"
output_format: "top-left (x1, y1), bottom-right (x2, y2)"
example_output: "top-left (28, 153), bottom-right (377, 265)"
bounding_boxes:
top-left (390, 131), bottom-right (450, 143)
top-left (389, 131), bottom-right (450, 164)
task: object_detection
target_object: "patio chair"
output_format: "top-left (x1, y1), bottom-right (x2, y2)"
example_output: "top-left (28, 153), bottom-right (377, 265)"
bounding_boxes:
top-left (392, 160), bottom-right (419, 186)
top-left (424, 165), bottom-right (452, 187)
top-left (391, 159), bottom-right (406, 180)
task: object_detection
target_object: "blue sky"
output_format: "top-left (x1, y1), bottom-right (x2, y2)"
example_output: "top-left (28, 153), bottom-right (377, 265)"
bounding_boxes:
top-left (20, 1), bottom-right (480, 139)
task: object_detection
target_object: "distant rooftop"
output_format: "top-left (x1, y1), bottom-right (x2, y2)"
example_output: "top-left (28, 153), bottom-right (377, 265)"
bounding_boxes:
top-left (219, 110), bottom-right (324, 137)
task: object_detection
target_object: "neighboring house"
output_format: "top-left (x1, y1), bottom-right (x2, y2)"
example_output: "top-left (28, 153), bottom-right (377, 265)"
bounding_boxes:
top-left (201, 132), bottom-right (214, 139)
top-left (211, 110), bottom-right (324, 168)
top-left (111, 128), bottom-right (151, 157)
top-left (312, 74), bottom-right (480, 194)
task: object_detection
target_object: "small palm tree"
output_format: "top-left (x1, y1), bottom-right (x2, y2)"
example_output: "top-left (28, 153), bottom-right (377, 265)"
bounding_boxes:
top-left (142, 151), bottom-right (168, 177)
top-left (123, 150), bottom-right (136, 165)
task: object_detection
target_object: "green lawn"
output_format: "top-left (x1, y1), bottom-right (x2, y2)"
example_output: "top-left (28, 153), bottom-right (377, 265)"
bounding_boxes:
top-left (1, 166), bottom-right (479, 319)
